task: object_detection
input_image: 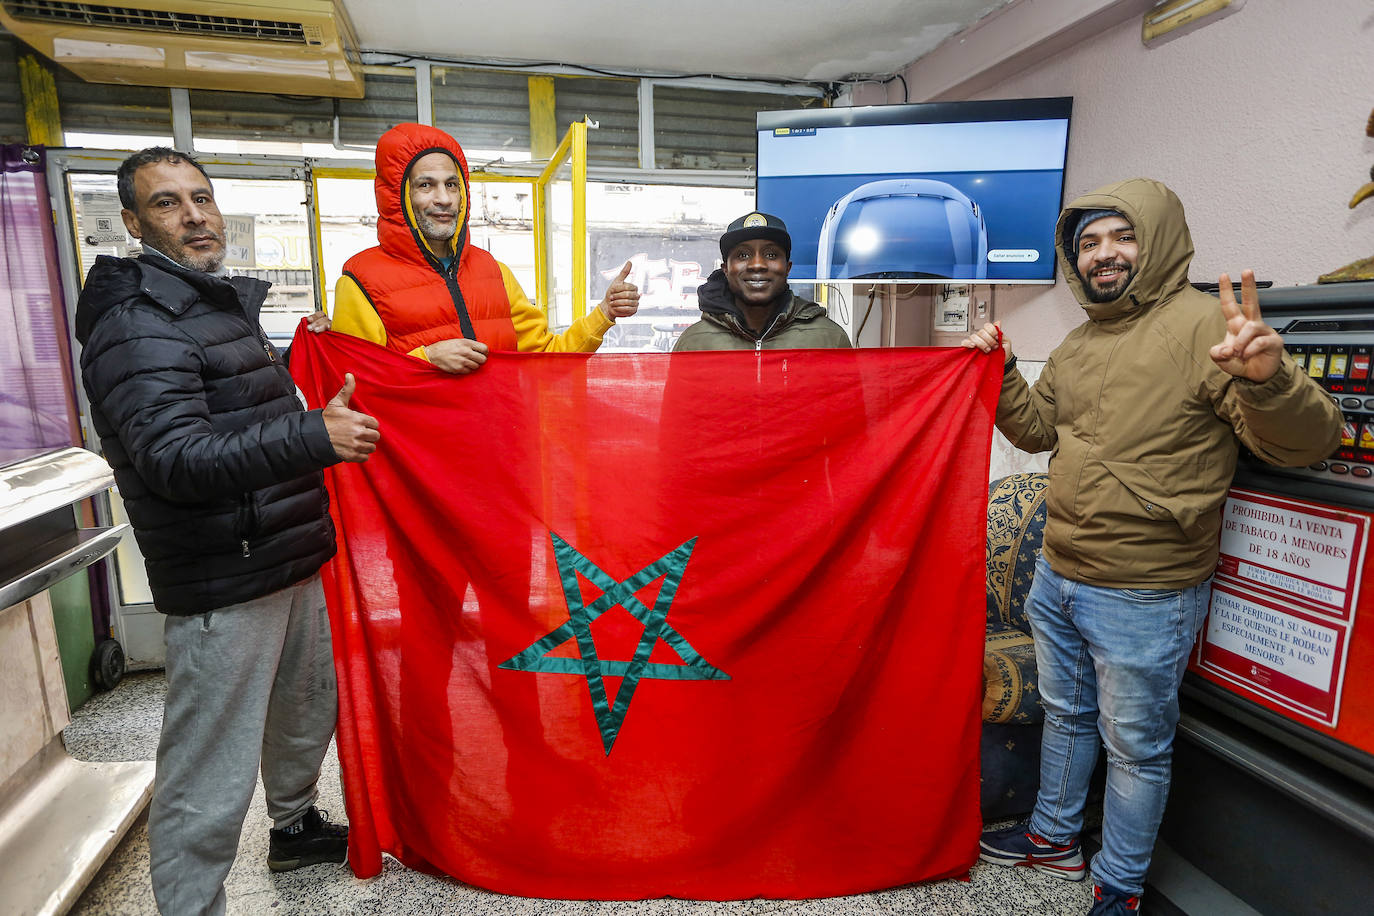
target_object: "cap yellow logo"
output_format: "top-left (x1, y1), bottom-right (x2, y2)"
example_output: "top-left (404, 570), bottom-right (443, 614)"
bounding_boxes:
top-left (743, 213), bottom-right (768, 228)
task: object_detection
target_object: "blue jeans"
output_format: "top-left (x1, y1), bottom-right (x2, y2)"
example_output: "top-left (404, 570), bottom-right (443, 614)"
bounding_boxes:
top-left (1024, 556), bottom-right (1211, 895)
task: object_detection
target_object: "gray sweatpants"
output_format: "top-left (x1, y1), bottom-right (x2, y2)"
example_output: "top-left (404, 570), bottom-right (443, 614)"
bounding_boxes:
top-left (148, 572), bottom-right (338, 916)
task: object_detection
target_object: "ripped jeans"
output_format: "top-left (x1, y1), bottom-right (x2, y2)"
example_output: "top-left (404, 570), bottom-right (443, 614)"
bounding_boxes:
top-left (1024, 556), bottom-right (1211, 895)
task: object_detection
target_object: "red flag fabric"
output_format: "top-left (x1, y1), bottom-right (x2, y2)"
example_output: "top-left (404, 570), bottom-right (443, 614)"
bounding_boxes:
top-left (290, 327), bottom-right (1001, 899)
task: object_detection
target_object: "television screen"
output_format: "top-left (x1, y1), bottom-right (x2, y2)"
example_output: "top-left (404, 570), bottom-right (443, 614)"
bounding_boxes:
top-left (756, 98), bottom-right (1072, 283)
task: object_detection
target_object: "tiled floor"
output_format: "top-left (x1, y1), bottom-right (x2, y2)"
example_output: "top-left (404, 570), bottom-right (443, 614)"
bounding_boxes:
top-left (64, 673), bottom-right (1096, 915)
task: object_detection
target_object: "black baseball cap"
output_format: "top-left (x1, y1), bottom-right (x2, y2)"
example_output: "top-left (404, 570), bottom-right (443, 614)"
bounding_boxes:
top-left (719, 211), bottom-right (792, 259)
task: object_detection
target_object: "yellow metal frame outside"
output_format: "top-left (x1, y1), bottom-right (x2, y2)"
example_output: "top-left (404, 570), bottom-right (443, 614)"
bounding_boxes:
top-left (527, 76), bottom-right (558, 160)
top-left (535, 120), bottom-right (589, 319)
top-left (19, 54), bottom-right (62, 146)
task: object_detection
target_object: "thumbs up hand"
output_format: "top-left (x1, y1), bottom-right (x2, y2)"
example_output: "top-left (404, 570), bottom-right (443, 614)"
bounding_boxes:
top-left (597, 261), bottom-right (640, 320)
top-left (322, 372), bottom-right (381, 462)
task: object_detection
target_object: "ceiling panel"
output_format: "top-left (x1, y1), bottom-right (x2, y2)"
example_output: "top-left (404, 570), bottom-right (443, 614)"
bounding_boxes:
top-left (342, 0), bottom-right (1011, 84)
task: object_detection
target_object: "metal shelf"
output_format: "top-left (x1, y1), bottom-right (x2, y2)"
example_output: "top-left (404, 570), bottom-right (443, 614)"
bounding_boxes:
top-left (0, 524), bottom-right (128, 611)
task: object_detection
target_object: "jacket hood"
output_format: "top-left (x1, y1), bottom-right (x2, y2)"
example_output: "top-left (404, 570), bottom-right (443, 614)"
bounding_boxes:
top-left (76, 256), bottom-right (144, 344)
top-left (75, 254), bottom-right (268, 344)
top-left (1055, 178), bottom-right (1194, 322)
top-left (374, 122), bottom-right (471, 270)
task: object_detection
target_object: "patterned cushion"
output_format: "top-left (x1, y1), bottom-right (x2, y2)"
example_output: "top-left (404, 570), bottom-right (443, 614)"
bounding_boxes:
top-left (980, 474), bottom-right (1050, 819)
top-left (986, 473), bottom-right (1049, 635)
top-left (983, 628), bottom-right (1044, 725)
top-left (980, 721), bottom-right (1042, 820)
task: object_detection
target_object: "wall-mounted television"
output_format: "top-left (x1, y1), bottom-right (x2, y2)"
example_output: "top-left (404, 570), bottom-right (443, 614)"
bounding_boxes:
top-left (756, 97), bottom-right (1072, 284)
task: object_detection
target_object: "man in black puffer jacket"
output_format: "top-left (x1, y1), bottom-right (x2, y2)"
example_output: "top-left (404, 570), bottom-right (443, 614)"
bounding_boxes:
top-left (76, 147), bottom-right (380, 916)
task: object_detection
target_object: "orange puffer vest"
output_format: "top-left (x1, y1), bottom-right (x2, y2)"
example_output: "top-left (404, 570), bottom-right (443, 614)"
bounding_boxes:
top-left (342, 122), bottom-right (518, 353)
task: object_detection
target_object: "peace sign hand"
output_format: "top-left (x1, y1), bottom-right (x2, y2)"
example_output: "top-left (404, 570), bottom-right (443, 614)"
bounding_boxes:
top-left (1209, 269), bottom-right (1284, 383)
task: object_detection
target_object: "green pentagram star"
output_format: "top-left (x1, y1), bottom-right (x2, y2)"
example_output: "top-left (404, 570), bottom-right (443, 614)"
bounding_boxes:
top-left (498, 532), bottom-right (729, 754)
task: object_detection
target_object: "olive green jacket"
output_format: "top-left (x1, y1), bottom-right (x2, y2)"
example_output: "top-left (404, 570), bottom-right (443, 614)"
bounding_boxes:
top-left (997, 178), bottom-right (1341, 588)
top-left (673, 270), bottom-right (851, 351)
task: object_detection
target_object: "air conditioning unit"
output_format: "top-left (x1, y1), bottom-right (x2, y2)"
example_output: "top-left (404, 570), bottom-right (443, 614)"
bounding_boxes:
top-left (0, 0), bottom-right (364, 98)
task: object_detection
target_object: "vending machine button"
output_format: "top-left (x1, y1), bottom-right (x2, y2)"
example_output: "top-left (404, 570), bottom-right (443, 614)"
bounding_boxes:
top-left (1364, 398), bottom-right (1374, 410)
top-left (1310, 461), bottom-right (1330, 471)
top-left (1330, 463), bottom-right (1351, 474)
top-left (1354, 466), bottom-right (1373, 479)
top-left (1344, 397), bottom-right (1363, 408)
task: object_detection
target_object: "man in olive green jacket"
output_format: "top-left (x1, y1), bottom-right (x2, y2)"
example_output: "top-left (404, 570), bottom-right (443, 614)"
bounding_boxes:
top-left (673, 211), bottom-right (850, 351)
top-left (965, 178), bottom-right (1340, 915)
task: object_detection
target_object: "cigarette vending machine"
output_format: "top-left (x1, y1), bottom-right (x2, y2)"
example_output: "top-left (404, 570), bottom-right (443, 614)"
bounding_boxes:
top-left (1158, 281), bottom-right (1374, 916)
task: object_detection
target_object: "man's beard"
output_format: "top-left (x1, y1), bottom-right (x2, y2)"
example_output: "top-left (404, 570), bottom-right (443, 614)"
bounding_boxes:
top-left (417, 210), bottom-right (457, 244)
top-left (140, 224), bottom-right (225, 273)
top-left (1083, 261), bottom-right (1135, 303)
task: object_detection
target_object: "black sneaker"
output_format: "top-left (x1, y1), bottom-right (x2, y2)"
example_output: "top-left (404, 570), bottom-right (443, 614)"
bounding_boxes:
top-left (978, 820), bottom-right (1086, 881)
top-left (267, 806), bottom-right (348, 872)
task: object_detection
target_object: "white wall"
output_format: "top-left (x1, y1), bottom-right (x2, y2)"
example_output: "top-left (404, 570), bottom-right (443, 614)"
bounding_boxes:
top-left (875, 1), bottom-right (1374, 358)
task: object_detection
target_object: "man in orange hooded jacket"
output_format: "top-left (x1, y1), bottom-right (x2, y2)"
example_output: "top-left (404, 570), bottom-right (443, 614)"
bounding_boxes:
top-left (332, 122), bottom-right (639, 371)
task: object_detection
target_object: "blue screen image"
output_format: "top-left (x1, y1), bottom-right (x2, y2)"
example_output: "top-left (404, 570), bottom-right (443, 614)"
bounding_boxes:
top-left (757, 107), bottom-right (1070, 283)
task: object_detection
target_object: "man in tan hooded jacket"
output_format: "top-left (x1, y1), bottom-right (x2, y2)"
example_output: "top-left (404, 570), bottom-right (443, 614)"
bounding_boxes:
top-left (965, 178), bottom-right (1340, 915)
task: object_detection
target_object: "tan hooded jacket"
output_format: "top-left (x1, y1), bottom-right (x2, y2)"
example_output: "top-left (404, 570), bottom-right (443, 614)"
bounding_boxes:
top-left (996, 178), bottom-right (1341, 588)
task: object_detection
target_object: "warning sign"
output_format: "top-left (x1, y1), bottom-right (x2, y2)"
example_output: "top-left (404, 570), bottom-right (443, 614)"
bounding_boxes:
top-left (1198, 489), bottom-right (1366, 726)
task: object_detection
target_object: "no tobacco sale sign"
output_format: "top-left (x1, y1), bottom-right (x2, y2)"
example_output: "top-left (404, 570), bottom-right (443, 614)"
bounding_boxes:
top-left (1197, 489), bottom-right (1367, 726)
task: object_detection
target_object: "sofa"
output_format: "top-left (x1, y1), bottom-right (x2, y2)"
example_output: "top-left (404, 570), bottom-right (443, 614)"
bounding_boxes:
top-left (980, 472), bottom-right (1050, 820)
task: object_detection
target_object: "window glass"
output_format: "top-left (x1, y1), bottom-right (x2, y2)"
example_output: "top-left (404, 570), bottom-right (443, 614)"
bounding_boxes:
top-left (587, 183), bottom-right (754, 351)
top-left (653, 85), bottom-right (808, 170)
top-left (188, 69), bottom-right (416, 150)
top-left (0, 36), bottom-right (25, 144)
top-left (432, 67), bottom-right (533, 162)
top-left (68, 173), bottom-right (315, 346)
top-left (555, 77), bottom-right (637, 167)
top-left (55, 71), bottom-right (173, 138)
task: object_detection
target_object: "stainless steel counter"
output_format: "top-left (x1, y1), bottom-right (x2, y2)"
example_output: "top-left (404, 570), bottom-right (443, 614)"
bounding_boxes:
top-left (0, 446), bottom-right (153, 916)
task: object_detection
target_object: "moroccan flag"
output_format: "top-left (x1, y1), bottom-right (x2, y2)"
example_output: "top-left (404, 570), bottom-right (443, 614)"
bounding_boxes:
top-left (290, 328), bottom-right (1001, 899)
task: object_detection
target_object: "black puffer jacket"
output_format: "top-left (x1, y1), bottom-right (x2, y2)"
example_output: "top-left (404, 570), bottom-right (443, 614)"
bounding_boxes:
top-left (76, 254), bottom-right (340, 615)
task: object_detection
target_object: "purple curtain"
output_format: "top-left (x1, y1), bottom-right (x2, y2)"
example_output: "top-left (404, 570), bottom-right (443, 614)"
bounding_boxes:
top-left (1, 144), bottom-right (81, 467)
